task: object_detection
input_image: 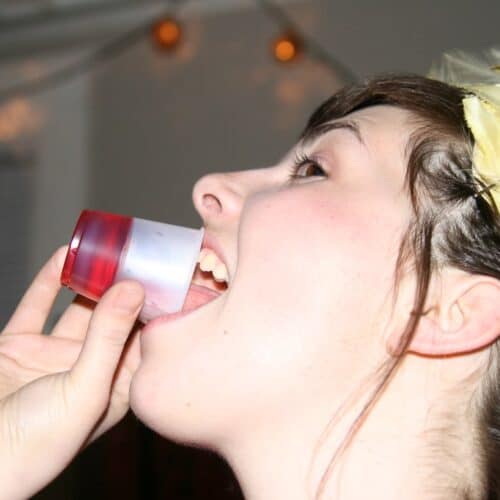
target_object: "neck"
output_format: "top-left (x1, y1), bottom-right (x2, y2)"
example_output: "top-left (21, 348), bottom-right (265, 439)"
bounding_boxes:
top-left (218, 352), bottom-right (483, 500)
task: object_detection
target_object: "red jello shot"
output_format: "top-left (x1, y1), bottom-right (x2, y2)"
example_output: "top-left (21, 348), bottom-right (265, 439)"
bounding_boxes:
top-left (61, 209), bottom-right (204, 322)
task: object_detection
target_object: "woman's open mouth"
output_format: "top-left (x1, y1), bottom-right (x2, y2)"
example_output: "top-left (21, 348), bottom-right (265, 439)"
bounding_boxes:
top-left (142, 245), bottom-right (229, 332)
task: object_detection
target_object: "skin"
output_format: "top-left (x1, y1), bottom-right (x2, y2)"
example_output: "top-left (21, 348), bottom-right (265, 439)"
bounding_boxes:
top-left (0, 247), bottom-right (145, 498)
top-left (131, 105), bottom-right (491, 498)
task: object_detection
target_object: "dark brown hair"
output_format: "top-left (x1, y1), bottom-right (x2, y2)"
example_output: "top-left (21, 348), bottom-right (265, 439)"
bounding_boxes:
top-left (300, 74), bottom-right (500, 500)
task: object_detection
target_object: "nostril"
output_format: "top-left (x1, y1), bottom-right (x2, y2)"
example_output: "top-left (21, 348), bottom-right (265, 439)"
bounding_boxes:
top-left (202, 194), bottom-right (222, 213)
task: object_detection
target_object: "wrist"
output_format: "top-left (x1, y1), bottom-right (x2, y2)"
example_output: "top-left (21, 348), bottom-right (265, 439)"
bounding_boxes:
top-left (0, 395), bottom-right (37, 499)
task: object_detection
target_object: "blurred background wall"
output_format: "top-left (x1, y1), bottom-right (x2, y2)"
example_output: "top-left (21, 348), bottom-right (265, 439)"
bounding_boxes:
top-left (0, 0), bottom-right (498, 498)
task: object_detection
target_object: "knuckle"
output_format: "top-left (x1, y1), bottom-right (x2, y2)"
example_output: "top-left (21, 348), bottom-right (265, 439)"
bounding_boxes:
top-left (46, 247), bottom-right (67, 280)
top-left (106, 281), bottom-right (144, 315)
top-left (53, 245), bottom-right (69, 271)
top-left (91, 323), bottom-right (129, 349)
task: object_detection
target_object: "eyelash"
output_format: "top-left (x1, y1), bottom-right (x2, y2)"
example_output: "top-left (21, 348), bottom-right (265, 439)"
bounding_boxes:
top-left (288, 152), bottom-right (328, 181)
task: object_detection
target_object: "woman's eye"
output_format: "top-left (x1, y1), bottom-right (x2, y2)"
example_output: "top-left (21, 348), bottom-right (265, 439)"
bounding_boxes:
top-left (288, 153), bottom-right (328, 181)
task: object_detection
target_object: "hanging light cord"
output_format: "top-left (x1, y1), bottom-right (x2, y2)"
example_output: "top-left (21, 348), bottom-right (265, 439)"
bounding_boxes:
top-left (0, 8), bottom-right (171, 103)
top-left (0, 0), bottom-right (357, 104)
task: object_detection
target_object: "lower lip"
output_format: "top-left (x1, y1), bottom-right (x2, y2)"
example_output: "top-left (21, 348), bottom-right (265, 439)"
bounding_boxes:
top-left (141, 283), bottom-right (223, 333)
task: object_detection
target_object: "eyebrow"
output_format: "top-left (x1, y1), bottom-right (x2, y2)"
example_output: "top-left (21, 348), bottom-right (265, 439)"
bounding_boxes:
top-left (300, 119), bottom-right (366, 149)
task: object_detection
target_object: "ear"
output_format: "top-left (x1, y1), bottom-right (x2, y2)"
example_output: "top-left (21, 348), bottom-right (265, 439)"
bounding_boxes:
top-left (407, 273), bottom-right (500, 356)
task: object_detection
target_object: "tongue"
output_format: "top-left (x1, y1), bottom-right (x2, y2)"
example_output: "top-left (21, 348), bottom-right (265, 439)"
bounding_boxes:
top-left (181, 283), bottom-right (221, 312)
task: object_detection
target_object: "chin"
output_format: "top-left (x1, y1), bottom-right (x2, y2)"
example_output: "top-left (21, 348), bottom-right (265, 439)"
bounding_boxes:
top-left (129, 364), bottom-right (222, 451)
top-left (129, 365), bottom-right (159, 427)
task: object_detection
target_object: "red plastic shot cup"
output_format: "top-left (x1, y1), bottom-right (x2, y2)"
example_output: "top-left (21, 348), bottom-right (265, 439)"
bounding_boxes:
top-left (61, 209), bottom-right (204, 322)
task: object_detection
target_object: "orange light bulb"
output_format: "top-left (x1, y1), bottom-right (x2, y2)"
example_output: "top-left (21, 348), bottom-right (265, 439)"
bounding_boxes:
top-left (272, 32), bottom-right (302, 63)
top-left (152, 17), bottom-right (182, 51)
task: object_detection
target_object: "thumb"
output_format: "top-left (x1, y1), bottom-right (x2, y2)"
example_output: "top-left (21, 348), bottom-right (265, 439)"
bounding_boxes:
top-left (69, 280), bottom-right (145, 405)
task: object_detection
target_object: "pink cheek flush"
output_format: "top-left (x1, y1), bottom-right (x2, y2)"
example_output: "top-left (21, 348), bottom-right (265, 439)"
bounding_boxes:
top-left (60, 209), bottom-right (204, 323)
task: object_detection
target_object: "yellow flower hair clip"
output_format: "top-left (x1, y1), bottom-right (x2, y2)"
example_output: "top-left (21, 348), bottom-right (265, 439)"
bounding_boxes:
top-left (428, 48), bottom-right (500, 210)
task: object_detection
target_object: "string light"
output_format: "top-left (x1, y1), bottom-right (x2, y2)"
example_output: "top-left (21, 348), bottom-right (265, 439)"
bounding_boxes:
top-left (0, 0), bottom-right (357, 103)
top-left (272, 31), bottom-right (302, 63)
top-left (0, 99), bottom-right (41, 142)
top-left (257, 0), bottom-right (356, 82)
top-left (151, 16), bottom-right (182, 51)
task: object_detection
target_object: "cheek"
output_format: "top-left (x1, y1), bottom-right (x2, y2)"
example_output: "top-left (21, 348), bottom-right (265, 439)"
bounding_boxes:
top-left (239, 186), bottom-right (399, 296)
top-left (237, 186), bottom-right (406, 349)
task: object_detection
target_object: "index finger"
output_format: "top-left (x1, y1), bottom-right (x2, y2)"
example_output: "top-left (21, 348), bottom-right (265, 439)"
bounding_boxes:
top-left (1, 245), bottom-right (68, 335)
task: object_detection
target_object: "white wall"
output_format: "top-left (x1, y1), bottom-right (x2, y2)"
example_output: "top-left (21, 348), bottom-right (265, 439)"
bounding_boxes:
top-left (0, 54), bottom-right (89, 326)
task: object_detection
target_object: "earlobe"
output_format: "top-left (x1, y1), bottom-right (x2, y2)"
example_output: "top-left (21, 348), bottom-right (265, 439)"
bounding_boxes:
top-left (407, 278), bottom-right (500, 356)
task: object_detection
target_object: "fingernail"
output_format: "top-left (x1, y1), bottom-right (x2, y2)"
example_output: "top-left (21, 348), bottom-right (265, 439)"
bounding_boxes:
top-left (113, 283), bottom-right (144, 313)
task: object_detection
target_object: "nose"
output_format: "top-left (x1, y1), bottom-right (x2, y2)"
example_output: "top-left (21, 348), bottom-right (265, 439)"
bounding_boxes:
top-left (192, 171), bottom-right (244, 227)
top-left (192, 167), bottom-right (276, 227)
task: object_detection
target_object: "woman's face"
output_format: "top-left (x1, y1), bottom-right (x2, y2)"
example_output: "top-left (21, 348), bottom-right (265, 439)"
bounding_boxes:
top-left (130, 105), bottom-right (415, 450)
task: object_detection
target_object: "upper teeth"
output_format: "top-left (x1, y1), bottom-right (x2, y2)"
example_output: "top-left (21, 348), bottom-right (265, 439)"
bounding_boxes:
top-left (197, 248), bottom-right (229, 283)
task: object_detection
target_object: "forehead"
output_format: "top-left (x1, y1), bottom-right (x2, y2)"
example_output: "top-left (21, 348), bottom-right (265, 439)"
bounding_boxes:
top-left (309, 105), bottom-right (414, 148)
top-left (279, 105), bottom-right (414, 195)
top-left (280, 105), bottom-right (415, 171)
top-left (347, 105), bottom-right (414, 160)
top-left (301, 105), bottom-right (414, 168)
top-left (346, 104), bottom-right (414, 135)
